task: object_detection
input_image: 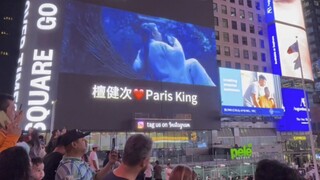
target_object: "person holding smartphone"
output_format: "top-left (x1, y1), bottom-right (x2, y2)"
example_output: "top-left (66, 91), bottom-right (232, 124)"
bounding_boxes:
top-left (0, 93), bottom-right (24, 152)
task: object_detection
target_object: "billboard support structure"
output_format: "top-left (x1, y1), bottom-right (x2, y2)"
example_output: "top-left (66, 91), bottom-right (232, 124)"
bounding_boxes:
top-left (297, 38), bottom-right (319, 179)
top-left (50, 100), bottom-right (57, 134)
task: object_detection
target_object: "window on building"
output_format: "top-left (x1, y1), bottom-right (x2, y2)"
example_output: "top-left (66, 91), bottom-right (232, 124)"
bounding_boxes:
top-left (252, 51), bottom-right (258, 60)
top-left (232, 21), bottom-right (237, 30)
top-left (260, 39), bottom-right (265, 48)
top-left (235, 62), bottom-right (241, 69)
top-left (234, 48), bottom-right (240, 57)
top-left (258, 26), bottom-right (263, 35)
top-left (251, 38), bottom-right (256, 47)
top-left (243, 50), bottom-right (249, 59)
top-left (257, 14), bottom-right (262, 22)
top-left (242, 36), bottom-right (248, 45)
top-left (248, 12), bottom-right (254, 21)
top-left (226, 61), bottom-right (232, 68)
top-left (217, 60), bottom-right (222, 67)
top-left (240, 10), bottom-right (245, 19)
top-left (239, 0), bottom-right (244, 5)
top-left (222, 18), bottom-right (228, 28)
top-left (213, 3), bottom-right (218, 12)
top-left (261, 53), bottom-right (266, 62)
top-left (247, 0), bottom-right (252, 8)
top-left (231, 7), bottom-right (236, 16)
top-left (233, 34), bottom-right (239, 44)
top-left (222, 5), bottom-right (227, 14)
top-left (245, 64), bottom-right (250, 70)
top-left (217, 45), bottom-right (221, 55)
top-left (214, 16), bottom-right (219, 26)
top-left (241, 23), bottom-right (246, 32)
top-left (249, 24), bottom-right (255, 33)
top-left (224, 46), bottom-right (231, 56)
top-left (223, 32), bottom-right (229, 42)
top-left (215, 31), bottom-right (220, 40)
top-left (253, 65), bottom-right (259, 71)
top-left (230, 0), bottom-right (235, 3)
top-left (263, 66), bottom-right (267, 72)
top-left (255, 2), bottom-right (261, 10)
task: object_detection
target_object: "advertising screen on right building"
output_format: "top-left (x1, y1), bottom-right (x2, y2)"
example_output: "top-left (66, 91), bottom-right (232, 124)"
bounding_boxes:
top-left (219, 68), bottom-right (284, 117)
top-left (265, 0), bottom-right (313, 81)
top-left (277, 88), bottom-right (309, 132)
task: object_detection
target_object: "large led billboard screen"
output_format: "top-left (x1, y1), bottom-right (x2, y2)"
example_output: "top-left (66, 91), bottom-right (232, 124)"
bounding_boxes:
top-left (14, 0), bottom-right (220, 131)
top-left (277, 88), bottom-right (309, 132)
top-left (219, 68), bottom-right (283, 116)
top-left (265, 0), bottom-right (313, 81)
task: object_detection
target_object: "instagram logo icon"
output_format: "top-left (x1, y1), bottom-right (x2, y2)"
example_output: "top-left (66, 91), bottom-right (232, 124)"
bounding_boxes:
top-left (137, 121), bottom-right (144, 129)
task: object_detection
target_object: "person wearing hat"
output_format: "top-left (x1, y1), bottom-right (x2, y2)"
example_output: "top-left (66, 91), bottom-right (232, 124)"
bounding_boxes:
top-left (89, 144), bottom-right (100, 172)
top-left (55, 129), bottom-right (117, 180)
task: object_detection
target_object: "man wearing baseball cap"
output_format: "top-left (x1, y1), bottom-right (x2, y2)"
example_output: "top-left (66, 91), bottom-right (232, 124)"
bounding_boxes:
top-left (55, 129), bottom-right (117, 180)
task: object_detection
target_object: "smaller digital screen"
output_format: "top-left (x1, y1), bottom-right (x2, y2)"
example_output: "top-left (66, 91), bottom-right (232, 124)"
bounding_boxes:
top-left (219, 68), bottom-right (284, 116)
top-left (273, 23), bottom-right (313, 80)
top-left (277, 88), bottom-right (309, 132)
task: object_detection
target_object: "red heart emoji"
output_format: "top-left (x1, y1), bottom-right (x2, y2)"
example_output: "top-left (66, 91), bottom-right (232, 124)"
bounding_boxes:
top-left (133, 89), bottom-right (144, 100)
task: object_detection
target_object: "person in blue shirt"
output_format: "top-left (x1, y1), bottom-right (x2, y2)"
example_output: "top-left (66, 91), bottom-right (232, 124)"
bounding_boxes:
top-left (133, 22), bottom-right (215, 86)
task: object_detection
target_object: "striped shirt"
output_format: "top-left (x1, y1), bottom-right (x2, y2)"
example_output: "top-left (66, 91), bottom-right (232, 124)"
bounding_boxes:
top-left (55, 156), bottom-right (95, 180)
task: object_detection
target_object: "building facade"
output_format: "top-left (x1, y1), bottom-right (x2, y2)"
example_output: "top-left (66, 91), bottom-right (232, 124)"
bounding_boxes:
top-left (0, 0), bottom-right (25, 94)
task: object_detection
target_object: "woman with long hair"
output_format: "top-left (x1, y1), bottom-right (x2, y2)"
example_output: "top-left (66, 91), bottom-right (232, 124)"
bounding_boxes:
top-left (0, 146), bottom-right (31, 180)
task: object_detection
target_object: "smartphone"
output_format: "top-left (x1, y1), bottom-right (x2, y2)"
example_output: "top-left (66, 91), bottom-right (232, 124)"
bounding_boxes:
top-left (18, 104), bottom-right (23, 114)
top-left (0, 111), bottom-right (10, 128)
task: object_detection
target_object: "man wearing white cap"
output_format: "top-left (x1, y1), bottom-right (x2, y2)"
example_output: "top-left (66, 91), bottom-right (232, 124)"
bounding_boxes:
top-left (89, 144), bottom-right (100, 172)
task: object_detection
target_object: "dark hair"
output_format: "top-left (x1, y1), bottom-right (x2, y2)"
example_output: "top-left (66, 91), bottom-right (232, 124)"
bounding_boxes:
top-left (140, 23), bottom-right (157, 41)
top-left (122, 134), bottom-right (153, 167)
top-left (169, 165), bottom-right (194, 180)
top-left (56, 136), bottom-right (64, 147)
top-left (28, 129), bottom-right (41, 158)
top-left (0, 146), bottom-right (31, 180)
top-left (0, 93), bottom-right (14, 112)
top-left (258, 75), bottom-right (267, 81)
top-left (255, 159), bottom-right (304, 180)
top-left (31, 157), bottom-right (43, 166)
top-left (138, 22), bottom-right (159, 79)
top-left (155, 160), bottom-right (159, 165)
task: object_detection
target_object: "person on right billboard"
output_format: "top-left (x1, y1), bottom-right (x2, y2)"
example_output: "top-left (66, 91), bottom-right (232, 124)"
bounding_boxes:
top-left (259, 87), bottom-right (276, 108)
top-left (243, 75), bottom-right (267, 107)
top-left (133, 22), bottom-right (215, 86)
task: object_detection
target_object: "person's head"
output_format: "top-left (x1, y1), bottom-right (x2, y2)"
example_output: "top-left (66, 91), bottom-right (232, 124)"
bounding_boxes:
top-left (169, 165), bottom-right (194, 180)
top-left (0, 93), bottom-right (15, 121)
top-left (92, 144), bottom-right (99, 151)
top-left (29, 128), bottom-right (41, 148)
top-left (155, 160), bottom-right (160, 165)
top-left (141, 23), bottom-right (162, 41)
top-left (54, 136), bottom-right (66, 154)
top-left (0, 146), bottom-right (30, 180)
top-left (31, 157), bottom-right (45, 180)
top-left (264, 87), bottom-right (270, 98)
top-left (255, 159), bottom-right (303, 180)
top-left (258, 75), bottom-right (267, 87)
top-left (60, 129), bottom-right (90, 156)
top-left (122, 134), bottom-right (153, 171)
top-left (52, 129), bottom-right (61, 138)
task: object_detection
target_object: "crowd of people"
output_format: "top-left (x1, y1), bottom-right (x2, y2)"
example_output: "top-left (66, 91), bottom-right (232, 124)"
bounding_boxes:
top-left (0, 93), bottom-right (310, 179)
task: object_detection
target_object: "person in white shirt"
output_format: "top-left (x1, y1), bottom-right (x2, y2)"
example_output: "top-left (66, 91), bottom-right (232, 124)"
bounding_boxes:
top-left (144, 162), bottom-right (153, 180)
top-left (89, 144), bottom-right (100, 172)
top-left (165, 163), bottom-right (172, 180)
